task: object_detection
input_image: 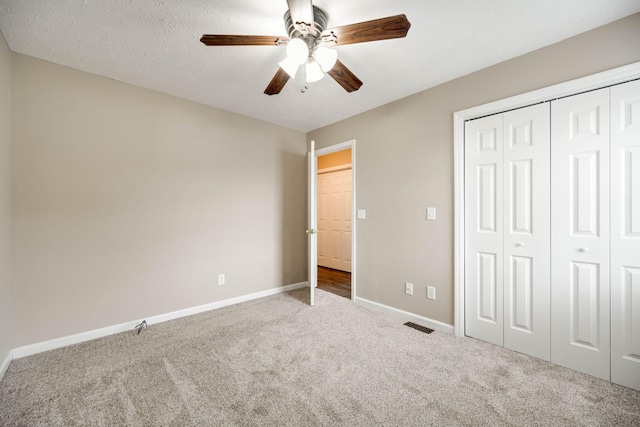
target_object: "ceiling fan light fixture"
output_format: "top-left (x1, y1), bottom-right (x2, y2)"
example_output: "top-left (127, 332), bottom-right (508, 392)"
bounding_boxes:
top-left (314, 46), bottom-right (337, 72)
top-left (201, 4), bottom-right (411, 96)
top-left (278, 56), bottom-right (300, 78)
top-left (286, 37), bottom-right (309, 65)
top-left (305, 58), bottom-right (324, 83)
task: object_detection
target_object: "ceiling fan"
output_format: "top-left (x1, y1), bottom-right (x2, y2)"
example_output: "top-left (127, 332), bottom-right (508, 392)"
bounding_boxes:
top-left (200, 0), bottom-right (411, 95)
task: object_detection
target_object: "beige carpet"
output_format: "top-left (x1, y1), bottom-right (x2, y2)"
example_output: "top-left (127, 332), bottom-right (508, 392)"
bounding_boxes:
top-left (1, 288), bottom-right (639, 426)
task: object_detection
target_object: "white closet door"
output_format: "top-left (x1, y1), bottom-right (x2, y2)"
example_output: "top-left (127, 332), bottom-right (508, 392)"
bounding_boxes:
top-left (341, 170), bottom-right (352, 272)
top-left (317, 173), bottom-right (329, 267)
top-left (317, 169), bottom-right (352, 272)
top-left (465, 114), bottom-right (504, 346)
top-left (503, 104), bottom-right (551, 361)
top-left (611, 79), bottom-right (640, 390)
top-left (328, 169), bottom-right (352, 272)
top-left (328, 171), bottom-right (343, 269)
top-left (551, 88), bottom-right (610, 380)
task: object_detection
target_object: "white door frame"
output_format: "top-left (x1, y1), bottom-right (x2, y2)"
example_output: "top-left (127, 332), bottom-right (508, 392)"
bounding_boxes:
top-left (308, 140), bottom-right (317, 306)
top-left (315, 140), bottom-right (357, 301)
top-left (453, 62), bottom-right (640, 337)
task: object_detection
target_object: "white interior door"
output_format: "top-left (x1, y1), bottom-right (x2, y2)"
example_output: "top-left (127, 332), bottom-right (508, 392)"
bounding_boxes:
top-left (503, 104), bottom-right (551, 361)
top-left (465, 114), bottom-right (504, 347)
top-left (611, 79), bottom-right (640, 390)
top-left (551, 88), bottom-right (610, 381)
top-left (308, 141), bottom-right (317, 306)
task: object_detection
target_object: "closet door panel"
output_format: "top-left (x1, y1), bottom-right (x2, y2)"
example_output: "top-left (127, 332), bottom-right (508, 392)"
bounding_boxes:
top-left (551, 88), bottom-right (610, 380)
top-left (465, 114), bottom-right (504, 346)
top-left (317, 173), bottom-right (329, 267)
top-left (317, 169), bottom-right (352, 272)
top-left (611, 79), bottom-right (640, 390)
top-left (503, 103), bottom-right (551, 361)
top-left (340, 169), bottom-right (352, 272)
top-left (329, 171), bottom-right (343, 270)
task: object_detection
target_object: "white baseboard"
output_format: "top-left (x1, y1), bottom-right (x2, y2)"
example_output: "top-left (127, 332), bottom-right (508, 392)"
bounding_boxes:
top-left (12, 281), bottom-right (309, 359)
top-left (0, 350), bottom-right (12, 381)
top-left (355, 296), bottom-right (454, 334)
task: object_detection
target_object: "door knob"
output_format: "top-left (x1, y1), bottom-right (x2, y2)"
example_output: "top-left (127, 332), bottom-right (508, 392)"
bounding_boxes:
top-left (578, 247), bottom-right (589, 252)
top-left (306, 229), bottom-right (317, 234)
top-left (515, 242), bottom-right (524, 247)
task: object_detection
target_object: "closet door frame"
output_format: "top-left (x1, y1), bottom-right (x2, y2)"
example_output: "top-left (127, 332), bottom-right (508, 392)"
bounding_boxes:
top-left (453, 62), bottom-right (640, 338)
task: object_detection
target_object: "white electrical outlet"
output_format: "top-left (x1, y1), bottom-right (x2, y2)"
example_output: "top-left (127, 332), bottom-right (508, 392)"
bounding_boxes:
top-left (427, 286), bottom-right (436, 300)
top-left (218, 274), bottom-right (225, 285)
top-left (427, 207), bottom-right (436, 221)
top-left (405, 282), bottom-right (414, 296)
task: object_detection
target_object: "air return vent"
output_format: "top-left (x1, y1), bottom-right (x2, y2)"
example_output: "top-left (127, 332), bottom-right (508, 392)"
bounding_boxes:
top-left (404, 322), bottom-right (434, 334)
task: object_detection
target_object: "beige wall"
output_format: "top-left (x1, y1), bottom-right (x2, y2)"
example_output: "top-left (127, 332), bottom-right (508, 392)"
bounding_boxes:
top-left (0, 31), bottom-right (12, 362)
top-left (11, 54), bottom-right (307, 347)
top-left (308, 13), bottom-right (640, 326)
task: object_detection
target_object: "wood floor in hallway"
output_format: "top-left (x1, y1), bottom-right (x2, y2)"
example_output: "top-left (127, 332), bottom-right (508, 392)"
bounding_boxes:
top-left (317, 266), bottom-right (351, 299)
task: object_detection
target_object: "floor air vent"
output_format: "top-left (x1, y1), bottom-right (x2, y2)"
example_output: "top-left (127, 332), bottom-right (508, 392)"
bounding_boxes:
top-left (404, 322), bottom-right (434, 334)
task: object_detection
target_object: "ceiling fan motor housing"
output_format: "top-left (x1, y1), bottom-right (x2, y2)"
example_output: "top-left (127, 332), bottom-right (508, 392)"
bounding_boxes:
top-left (284, 5), bottom-right (328, 51)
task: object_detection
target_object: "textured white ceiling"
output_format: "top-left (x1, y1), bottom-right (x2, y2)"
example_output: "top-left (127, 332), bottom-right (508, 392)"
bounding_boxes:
top-left (1, 0), bottom-right (639, 132)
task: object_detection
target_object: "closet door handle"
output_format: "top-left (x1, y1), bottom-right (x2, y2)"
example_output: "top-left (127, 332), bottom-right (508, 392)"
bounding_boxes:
top-left (578, 247), bottom-right (589, 252)
top-left (515, 242), bottom-right (524, 247)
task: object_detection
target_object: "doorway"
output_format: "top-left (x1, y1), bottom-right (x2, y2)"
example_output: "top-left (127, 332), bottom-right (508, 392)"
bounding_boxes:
top-left (314, 141), bottom-right (355, 300)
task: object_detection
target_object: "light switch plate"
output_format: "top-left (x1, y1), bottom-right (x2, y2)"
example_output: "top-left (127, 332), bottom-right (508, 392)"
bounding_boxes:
top-left (427, 286), bottom-right (436, 300)
top-left (427, 207), bottom-right (436, 221)
top-left (405, 282), bottom-right (414, 295)
top-left (357, 209), bottom-right (366, 219)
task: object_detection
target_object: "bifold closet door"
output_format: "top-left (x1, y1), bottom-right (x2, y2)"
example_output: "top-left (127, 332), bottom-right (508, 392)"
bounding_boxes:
top-left (465, 114), bottom-right (504, 347)
top-left (329, 169), bottom-right (352, 272)
top-left (318, 173), bottom-right (329, 267)
top-left (465, 103), bottom-right (550, 359)
top-left (551, 88), bottom-right (610, 381)
top-left (317, 169), bottom-right (352, 272)
top-left (502, 105), bottom-right (550, 361)
top-left (611, 79), bottom-right (640, 390)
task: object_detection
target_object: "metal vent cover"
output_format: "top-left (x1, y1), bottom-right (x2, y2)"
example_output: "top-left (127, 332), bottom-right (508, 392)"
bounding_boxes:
top-left (404, 322), bottom-right (434, 334)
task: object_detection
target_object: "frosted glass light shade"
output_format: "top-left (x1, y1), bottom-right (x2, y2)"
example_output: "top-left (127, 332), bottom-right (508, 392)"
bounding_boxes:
top-left (305, 59), bottom-right (324, 83)
top-left (314, 46), bottom-right (337, 72)
top-left (278, 57), bottom-right (300, 78)
top-left (286, 38), bottom-right (309, 65)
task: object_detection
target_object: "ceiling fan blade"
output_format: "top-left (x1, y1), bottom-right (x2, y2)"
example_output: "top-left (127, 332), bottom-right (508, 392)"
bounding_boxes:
top-left (264, 68), bottom-right (291, 95)
top-left (287, 0), bottom-right (314, 34)
top-left (321, 14), bottom-right (411, 46)
top-left (200, 35), bottom-right (289, 46)
top-left (327, 60), bottom-right (363, 93)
